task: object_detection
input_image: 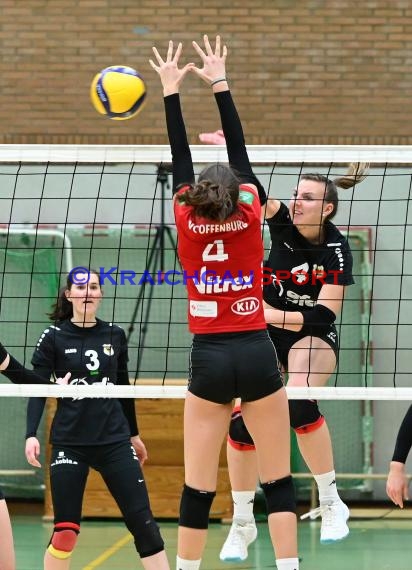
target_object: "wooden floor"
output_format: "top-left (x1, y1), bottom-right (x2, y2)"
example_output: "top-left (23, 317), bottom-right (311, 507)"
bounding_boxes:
top-left (11, 512), bottom-right (412, 569)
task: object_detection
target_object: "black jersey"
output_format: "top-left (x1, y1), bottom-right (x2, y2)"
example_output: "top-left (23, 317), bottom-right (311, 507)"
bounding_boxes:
top-left (263, 202), bottom-right (354, 311)
top-left (27, 318), bottom-right (137, 446)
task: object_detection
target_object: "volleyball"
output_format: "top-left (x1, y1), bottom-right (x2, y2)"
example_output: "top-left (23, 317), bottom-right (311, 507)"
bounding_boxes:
top-left (90, 66), bottom-right (147, 120)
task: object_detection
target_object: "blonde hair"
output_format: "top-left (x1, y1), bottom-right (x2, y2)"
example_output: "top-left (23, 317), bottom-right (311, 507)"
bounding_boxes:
top-left (333, 162), bottom-right (369, 190)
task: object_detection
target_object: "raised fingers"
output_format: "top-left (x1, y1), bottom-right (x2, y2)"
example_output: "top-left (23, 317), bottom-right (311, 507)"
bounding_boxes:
top-left (149, 46), bottom-right (164, 71)
top-left (150, 41), bottom-right (183, 71)
top-left (173, 42), bottom-right (183, 63)
top-left (166, 39), bottom-right (174, 62)
top-left (214, 35), bottom-right (221, 56)
top-left (192, 40), bottom-right (206, 59)
top-left (204, 34), bottom-right (224, 57)
top-left (222, 43), bottom-right (227, 60)
top-left (203, 34), bottom-right (214, 56)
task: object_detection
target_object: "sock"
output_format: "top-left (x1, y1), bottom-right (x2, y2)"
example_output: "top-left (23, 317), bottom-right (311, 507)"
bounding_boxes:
top-left (276, 557), bottom-right (299, 570)
top-left (176, 556), bottom-right (201, 570)
top-left (232, 490), bottom-right (255, 521)
top-left (314, 470), bottom-right (340, 504)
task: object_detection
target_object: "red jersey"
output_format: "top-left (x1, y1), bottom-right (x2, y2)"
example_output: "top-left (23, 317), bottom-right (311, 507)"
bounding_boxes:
top-left (174, 183), bottom-right (266, 334)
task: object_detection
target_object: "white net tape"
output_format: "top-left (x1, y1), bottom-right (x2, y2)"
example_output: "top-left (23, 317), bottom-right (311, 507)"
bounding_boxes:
top-left (1, 384), bottom-right (412, 399)
top-left (0, 143), bottom-right (409, 163)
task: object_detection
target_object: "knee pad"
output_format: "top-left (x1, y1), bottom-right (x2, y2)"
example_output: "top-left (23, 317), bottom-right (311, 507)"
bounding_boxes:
top-left (124, 508), bottom-right (164, 558)
top-left (261, 475), bottom-right (296, 514)
top-left (228, 406), bottom-right (256, 451)
top-left (289, 399), bottom-right (325, 434)
top-left (179, 484), bottom-right (216, 529)
top-left (47, 522), bottom-right (80, 560)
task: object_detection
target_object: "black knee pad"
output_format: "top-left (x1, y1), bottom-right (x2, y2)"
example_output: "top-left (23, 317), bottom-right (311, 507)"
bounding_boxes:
top-left (124, 508), bottom-right (164, 558)
top-left (289, 399), bottom-right (324, 434)
top-left (179, 484), bottom-right (216, 529)
top-left (261, 475), bottom-right (296, 514)
top-left (228, 407), bottom-right (255, 450)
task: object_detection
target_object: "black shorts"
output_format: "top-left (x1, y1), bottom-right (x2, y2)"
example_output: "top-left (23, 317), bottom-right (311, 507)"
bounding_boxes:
top-left (188, 329), bottom-right (283, 404)
top-left (267, 324), bottom-right (339, 370)
top-left (0, 486), bottom-right (4, 500)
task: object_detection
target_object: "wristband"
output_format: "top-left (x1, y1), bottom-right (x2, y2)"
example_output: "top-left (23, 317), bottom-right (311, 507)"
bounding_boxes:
top-left (300, 304), bottom-right (336, 336)
top-left (211, 77), bottom-right (227, 86)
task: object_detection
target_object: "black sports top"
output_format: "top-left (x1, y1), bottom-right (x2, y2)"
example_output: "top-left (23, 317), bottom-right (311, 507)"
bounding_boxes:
top-left (26, 318), bottom-right (138, 446)
top-left (263, 202), bottom-right (354, 312)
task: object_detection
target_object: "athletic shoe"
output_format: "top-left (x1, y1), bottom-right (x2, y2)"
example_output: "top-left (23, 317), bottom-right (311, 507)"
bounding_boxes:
top-left (219, 519), bottom-right (258, 562)
top-left (301, 500), bottom-right (350, 544)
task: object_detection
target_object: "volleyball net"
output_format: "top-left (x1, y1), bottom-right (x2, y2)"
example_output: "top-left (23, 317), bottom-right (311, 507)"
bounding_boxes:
top-left (0, 144), bottom-right (410, 502)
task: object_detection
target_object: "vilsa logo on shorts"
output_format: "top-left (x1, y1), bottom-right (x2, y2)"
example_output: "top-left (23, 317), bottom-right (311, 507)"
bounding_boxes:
top-left (231, 297), bottom-right (260, 315)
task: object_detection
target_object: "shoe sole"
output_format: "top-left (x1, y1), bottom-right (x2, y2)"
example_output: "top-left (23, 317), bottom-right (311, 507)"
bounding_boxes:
top-left (320, 529), bottom-right (349, 545)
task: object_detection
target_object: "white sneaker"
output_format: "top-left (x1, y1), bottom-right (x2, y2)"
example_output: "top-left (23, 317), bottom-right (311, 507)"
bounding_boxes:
top-left (219, 519), bottom-right (258, 562)
top-left (300, 500), bottom-right (349, 544)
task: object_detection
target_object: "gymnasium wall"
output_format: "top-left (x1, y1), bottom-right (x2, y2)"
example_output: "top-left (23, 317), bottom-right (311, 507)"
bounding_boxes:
top-left (1, 0), bottom-right (411, 145)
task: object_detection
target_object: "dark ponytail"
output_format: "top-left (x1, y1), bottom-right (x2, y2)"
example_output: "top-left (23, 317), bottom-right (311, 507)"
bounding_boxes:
top-left (180, 163), bottom-right (240, 222)
top-left (48, 284), bottom-right (73, 322)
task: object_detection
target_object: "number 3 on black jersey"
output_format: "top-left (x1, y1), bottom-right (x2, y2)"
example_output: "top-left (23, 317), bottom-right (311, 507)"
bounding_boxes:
top-left (85, 349), bottom-right (100, 371)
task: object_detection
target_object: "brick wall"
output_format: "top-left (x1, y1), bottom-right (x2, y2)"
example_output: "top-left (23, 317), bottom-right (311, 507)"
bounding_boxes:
top-left (1, 0), bottom-right (411, 144)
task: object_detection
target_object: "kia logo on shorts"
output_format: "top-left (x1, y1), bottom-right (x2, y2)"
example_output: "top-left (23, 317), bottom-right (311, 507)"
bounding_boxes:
top-left (231, 297), bottom-right (260, 315)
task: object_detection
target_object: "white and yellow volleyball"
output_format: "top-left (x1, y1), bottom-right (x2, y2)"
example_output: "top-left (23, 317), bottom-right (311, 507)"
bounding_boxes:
top-left (90, 66), bottom-right (147, 120)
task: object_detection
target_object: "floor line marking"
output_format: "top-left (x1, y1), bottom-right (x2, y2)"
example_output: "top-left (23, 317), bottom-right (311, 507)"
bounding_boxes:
top-left (82, 533), bottom-right (133, 569)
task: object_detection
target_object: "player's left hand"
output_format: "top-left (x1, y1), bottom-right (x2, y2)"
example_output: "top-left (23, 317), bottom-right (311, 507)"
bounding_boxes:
top-left (386, 462), bottom-right (409, 508)
top-left (191, 35), bottom-right (227, 85)
top-left (131, 434), bottom-right (148, 465)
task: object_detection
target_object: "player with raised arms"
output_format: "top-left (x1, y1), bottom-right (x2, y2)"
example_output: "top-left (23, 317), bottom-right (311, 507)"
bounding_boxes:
top-left (150, 35), bottom-right (299, 570)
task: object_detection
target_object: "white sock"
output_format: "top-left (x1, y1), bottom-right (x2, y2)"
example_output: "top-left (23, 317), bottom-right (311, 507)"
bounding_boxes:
top-left (314, 470), bottom-right (340, 504)
top-left (276, 557), bottom-right (300, 570)
top-left (176, 556), bottom-right (201, 570)
top-left (232, 490), bottom-right (255, 521)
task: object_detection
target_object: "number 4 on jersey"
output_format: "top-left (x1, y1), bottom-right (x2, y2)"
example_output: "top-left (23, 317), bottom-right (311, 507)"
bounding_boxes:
top-left (202, 240), bottom-right (228, 262)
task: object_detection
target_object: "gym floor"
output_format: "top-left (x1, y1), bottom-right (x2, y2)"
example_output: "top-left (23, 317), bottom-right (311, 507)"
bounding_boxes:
top-left (11, 506), bottom-right (412, 570)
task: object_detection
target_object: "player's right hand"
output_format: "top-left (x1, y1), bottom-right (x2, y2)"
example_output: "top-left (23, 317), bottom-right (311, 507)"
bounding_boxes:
top-left (55, 372), bottom-right (71, 385)
top-left (149, 41), bottom-right (195, 97)
top-left (25, 436), bottom-right (41, 468)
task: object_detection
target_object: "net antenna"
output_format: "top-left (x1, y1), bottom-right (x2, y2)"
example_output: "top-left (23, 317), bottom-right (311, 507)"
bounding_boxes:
top-left (126, 164), bottom-right (178, 376)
